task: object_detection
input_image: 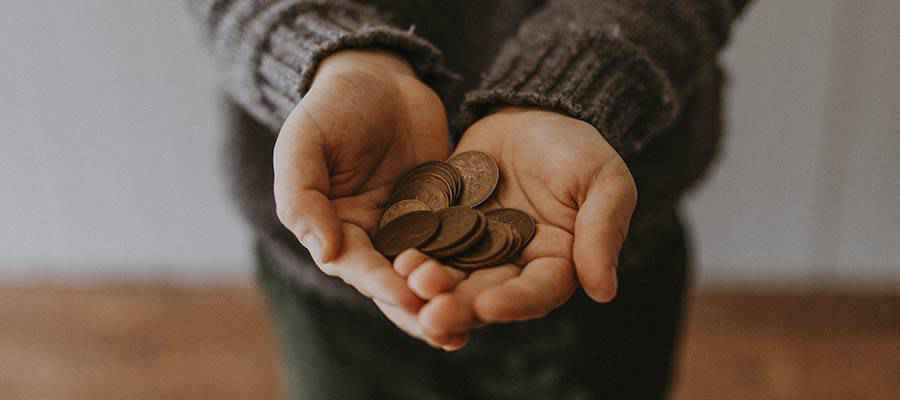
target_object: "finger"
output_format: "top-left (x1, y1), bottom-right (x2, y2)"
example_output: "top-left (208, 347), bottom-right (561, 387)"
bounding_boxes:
top-left (474, 257), bottom-right (576, 322)
top-left (395, 249), bottom-right (467, 299)
top-left (374, 299), bottom-right (423, 339)
top-left (418, 266), bottom-right (520, 338)
top-left (393, 249), bottom-right (431, 277)
top-left (323, 224), bottom-right (423, 312)
top-left (442, 334), bottom-right (469, 352)
top-left (573, 169), bottom-right (637, 303)
top-left (407, 259), bottom-right (466, 299)
top-left (418, 295), bottom-right (469, 339)
top-left (273, 105), bottom-right (342, 263)
top-left (375, 299), bottom-right (464, 349)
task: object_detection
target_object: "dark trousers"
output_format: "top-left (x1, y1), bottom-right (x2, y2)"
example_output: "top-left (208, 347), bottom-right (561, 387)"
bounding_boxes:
top-left (256, 215), bottom-right (690, 400)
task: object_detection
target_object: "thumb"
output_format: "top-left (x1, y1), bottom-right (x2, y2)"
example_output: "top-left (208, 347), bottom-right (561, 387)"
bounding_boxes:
top-left (573, 166), bottom-right (637, 303)
top-left (273, 104), bottom-right (342, 263)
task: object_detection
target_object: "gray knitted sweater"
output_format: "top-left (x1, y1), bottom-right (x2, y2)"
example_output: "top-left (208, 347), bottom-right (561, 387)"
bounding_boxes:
top-left (189, 0), bottom-right (751, 303)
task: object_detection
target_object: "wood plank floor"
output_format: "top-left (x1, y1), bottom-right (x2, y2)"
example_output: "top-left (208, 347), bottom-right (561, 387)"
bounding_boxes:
top-left (1, 284), bottom-right (897, 399)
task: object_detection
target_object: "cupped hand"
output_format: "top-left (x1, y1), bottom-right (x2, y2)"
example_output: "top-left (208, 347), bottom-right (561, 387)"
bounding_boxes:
top-left (273, 50), bottom-right (450, 324)
top-left (404, 107), bottom-right (638, 346)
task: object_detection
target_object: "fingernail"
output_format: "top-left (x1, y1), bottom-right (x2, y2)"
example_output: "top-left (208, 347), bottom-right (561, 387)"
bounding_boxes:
top-left (300, 234), bottom-right (322, 263)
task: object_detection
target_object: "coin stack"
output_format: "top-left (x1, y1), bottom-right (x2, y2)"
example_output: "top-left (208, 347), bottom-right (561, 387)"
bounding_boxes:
top-left (372, 151), bottom-right (536, 270)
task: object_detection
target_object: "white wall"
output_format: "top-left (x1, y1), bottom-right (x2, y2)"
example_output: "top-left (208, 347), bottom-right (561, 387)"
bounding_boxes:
top-left (685, 0), bottom-right (900, 287)
top-left (1, 1), bottom-right (897, 286)
top-left (1, 1), bottom-right (251, 281)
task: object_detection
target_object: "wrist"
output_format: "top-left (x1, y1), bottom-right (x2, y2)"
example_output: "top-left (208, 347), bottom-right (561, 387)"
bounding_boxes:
top-left (315, 49), bottom-right (417, 83)
top-left (490, 106), bottom-right (586, 121)
top-left (473, 105), bottom-right (591, 132)
top-left (462, 105), bottom-right (608, 152)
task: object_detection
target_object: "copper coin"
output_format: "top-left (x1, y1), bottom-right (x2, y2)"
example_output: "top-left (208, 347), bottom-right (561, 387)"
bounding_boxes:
top-left (393, 161), bottom-right (441, 187)
top-left (379, 199), bottom-right (431, 229)
top-left (451, 220), bottom-right (512, 267)
top-left (412, 173), bottom-right (454, 205)
top-left (448, 151), bottom-right (499, 208)
top-left (390, 179), bottom-right (450, 210)
top-left (434, 162), bottom-right (463, 203)
top-left (496, 224), bottom-right (523, 264)
top-left (475, 196), bottom-right (502, 211)
top-left (482, 222), bottom-right (517, 266)
top-left (420, 206), bottom-right (481, 255)
top-left (424, 172), bottom-right (455, 203)
top-left (428, 163), bottom-right (462, 204)
top-left (485, 208), bottom-right (536, 251)
top-left (373, 210), bottom-right (440, 257)
top-left (443, 163), bottom-right (464, 204)
top-left (394, 162), bottom-right (454, 196)
top-left (428, 210), bottom-right (487, 259)
top-left (474, 223), bottom-right (518, 267)
top-left (390, 163), bottom-right (446, 202)
top-left (400, 161), bottom-right (444, 178)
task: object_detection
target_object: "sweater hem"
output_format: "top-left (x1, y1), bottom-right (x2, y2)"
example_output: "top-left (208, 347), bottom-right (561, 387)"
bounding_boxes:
top-left (457, 28), bottom-right (677, 158)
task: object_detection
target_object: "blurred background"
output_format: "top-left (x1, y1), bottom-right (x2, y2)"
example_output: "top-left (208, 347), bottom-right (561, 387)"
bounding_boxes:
top-left (1, 1), bottom-right (897, 399)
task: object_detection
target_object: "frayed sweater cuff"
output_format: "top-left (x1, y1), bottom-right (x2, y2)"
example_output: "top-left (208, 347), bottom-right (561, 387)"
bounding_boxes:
top-left (220, 1), bottom-right (454, 132)
top-left (459, 25), bottom-right (677, 158)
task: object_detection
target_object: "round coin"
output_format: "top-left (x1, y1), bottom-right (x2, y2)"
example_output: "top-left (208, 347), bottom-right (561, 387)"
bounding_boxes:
top-left (390, 180), bottom-right (450, 210)
top-left (424, 172), bottom-right (455, 203)
top-left (485, 208), bottom-right (536, 251)
top-left (429, 210), bottom-right (487, 259)
top-left (496, 224), bottom-right (523, 265)
top-left (373, 210), bottom-right (440, 258)
top-left (379, 199), bottom-right (431, 229)
top-left (442, 162), bottom-right (464, 204)
top-left (450, 220), bottom-right (512, 267)
top-left (393, 161), bottom-right (442, 187)
top-left (420, 207), bottom-right (481, 255)
top-left (393, 162), bottom-right (454, 197)
top-left (475, 222), bottom-right (519, 267)
top-left (475, 196), bottom-right (502, 211)
top-left (447, 151), bottom-right (500, 208)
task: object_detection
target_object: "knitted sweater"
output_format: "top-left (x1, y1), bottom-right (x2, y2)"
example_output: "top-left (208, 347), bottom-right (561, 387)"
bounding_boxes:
top-left (189, 0), bottom-right (752, 303)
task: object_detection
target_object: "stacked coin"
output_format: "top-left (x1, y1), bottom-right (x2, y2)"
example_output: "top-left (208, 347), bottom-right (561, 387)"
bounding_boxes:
top-left (372, 151), bottom-right (537, 270)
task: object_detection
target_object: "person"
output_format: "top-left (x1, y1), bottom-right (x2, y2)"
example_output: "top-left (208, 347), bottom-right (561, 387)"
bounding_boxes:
top-left (189, 1), bottom-right (752, 398)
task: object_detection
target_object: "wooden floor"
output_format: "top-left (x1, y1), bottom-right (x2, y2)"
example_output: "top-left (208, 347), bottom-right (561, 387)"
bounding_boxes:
top-left (1, 284), bottom-right (897, 400)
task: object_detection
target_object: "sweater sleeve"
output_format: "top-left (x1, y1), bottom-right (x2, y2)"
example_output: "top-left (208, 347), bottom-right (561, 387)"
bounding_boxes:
top-left (187, 0), bottom-right (452, 133)
top-left (459, 0), bottom-right (753, 157)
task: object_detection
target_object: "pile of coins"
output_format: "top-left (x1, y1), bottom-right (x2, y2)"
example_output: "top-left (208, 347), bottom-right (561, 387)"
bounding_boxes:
top-left (372, 151), bottom-right (536, 270)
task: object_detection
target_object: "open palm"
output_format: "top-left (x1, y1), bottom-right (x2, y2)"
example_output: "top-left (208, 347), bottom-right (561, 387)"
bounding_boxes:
top-left (274, 51), bottom-right (449, 314)
top-left (397, 107), bottom-right (638, 345)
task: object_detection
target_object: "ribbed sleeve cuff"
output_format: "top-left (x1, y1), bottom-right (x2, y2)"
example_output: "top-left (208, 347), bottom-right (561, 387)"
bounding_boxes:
top-left (235, 1), bottom-right (454, 131)
top-left (459, 26), bottom-right (678, 158)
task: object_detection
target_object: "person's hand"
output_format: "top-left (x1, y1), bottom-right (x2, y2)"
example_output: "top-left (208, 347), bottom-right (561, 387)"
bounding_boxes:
top-left (273, 50), bottom-right (452, 337)
top-left (399, 107), bottom-right (638, 346)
